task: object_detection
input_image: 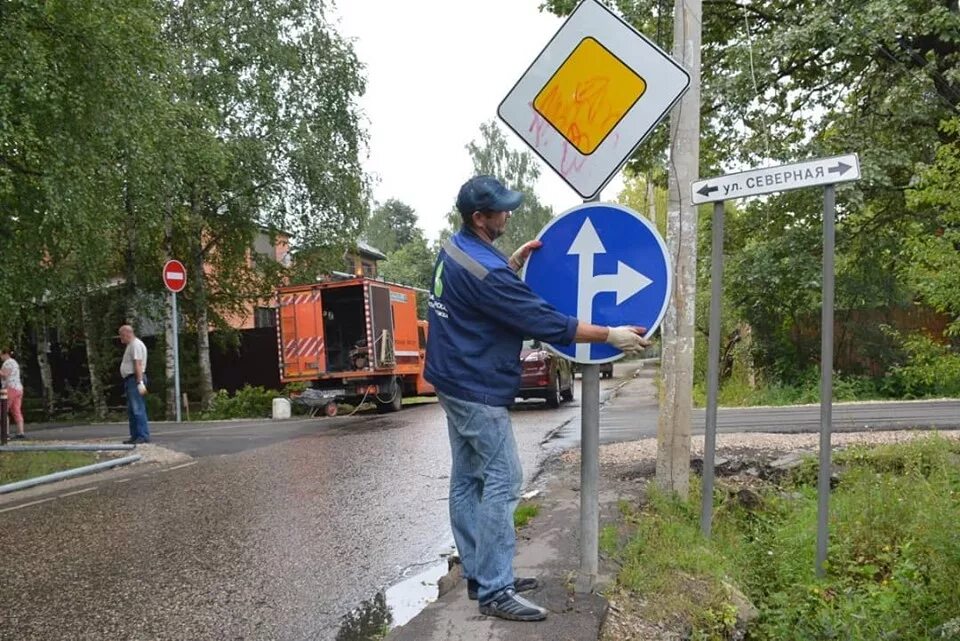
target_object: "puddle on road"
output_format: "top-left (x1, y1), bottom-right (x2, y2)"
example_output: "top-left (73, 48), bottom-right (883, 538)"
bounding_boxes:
top-left (336, 557), bottom-right (452, 640)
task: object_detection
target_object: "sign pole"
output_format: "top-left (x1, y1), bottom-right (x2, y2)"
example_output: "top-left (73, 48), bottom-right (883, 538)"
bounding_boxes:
top-left (700, 200), bottom-right (725, 536)
top-left (816, 184), bottom-right (836, 577)
top-left (172, 291), bottom-right (182, 423)
top-left (578, 192), bottom-right (602, 592)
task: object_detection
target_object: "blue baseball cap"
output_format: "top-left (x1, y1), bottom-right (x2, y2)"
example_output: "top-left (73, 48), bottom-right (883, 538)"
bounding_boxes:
top-left (456, 175), bottom-right (524, 216)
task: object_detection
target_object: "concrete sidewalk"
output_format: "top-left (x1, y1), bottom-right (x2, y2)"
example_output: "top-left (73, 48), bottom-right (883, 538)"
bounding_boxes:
top-left (387, 370), bottom-right (656, 641)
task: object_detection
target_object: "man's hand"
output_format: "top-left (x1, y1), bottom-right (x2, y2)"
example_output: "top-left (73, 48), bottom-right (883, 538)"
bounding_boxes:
top-left (137, 382), bottom-right (148, 396)
top-left (605, 326), bottom-right (651, 354)
top-left (508, 240), bottom-right (543, 272)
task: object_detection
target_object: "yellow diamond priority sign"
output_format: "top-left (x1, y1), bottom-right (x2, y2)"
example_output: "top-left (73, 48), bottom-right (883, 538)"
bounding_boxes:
top-left (499, 0), bottom-right (689, 199)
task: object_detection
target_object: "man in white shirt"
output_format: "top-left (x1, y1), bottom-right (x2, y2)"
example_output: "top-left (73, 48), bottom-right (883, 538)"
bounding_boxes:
top-left (119, 325), bottom-right (150, 444)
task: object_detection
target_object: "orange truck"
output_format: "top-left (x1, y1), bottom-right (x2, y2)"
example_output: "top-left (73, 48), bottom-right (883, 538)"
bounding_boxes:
top-left (275, 277), bottom-right (434, 416)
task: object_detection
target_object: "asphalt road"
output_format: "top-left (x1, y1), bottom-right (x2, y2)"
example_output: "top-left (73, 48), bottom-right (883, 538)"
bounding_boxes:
top-left (2, 366), bottom-right (957, 641)
top-left (552, 367), bottom-right (960, 446)
top-left (0, 375), bottom-right (623, 641)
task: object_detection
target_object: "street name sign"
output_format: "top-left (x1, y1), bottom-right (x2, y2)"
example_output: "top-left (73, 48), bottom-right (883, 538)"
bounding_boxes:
top-left (163, 259), bottom-right (187, 293)
top-left (691, 154), bottom-right (861, 204)
top-left (499, 0), bottom-right (690, 199)
top-left (522, 202), bottom-right (671, 364)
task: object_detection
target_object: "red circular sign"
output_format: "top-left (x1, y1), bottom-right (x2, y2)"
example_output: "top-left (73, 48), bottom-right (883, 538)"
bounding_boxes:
top-left (163, 259), bottom-right (187, 293)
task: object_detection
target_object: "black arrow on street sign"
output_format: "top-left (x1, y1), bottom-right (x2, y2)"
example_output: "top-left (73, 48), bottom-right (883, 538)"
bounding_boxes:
top-left (697, 183), bottom-right (719, 197)
top-left (828, 161), bottom-right (851, 176)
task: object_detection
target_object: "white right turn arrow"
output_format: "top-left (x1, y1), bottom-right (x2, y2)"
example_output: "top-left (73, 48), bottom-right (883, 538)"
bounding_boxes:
top-left (567, 217), bottom-right (654, 360)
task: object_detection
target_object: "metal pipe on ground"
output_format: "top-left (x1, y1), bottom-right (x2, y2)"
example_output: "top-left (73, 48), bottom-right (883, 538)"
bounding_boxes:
top-left (0, 454), bottom-right (142, 494)
top-left (0, 444), bottom-right (136, 452)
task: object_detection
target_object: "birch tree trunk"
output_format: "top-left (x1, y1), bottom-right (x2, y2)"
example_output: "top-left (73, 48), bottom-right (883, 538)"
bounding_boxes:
top-left (35, 312), bottom-right (55, 417)
top-left (193, 236), bottom-right (214, 409)
top-left (80, 296), bottom-right (108, 420)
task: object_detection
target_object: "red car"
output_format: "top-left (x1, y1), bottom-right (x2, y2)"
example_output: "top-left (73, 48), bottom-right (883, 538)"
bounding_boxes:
top-left (517, 339), bottom-right (575, 408)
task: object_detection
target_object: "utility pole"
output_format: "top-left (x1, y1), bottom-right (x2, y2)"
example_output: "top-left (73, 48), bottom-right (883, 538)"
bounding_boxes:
top-left (656, 0), bottom-right (702, 498)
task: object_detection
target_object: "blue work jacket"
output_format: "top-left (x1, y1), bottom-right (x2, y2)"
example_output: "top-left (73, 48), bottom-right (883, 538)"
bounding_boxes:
top-left (424, 228), bottom-right (578, 406)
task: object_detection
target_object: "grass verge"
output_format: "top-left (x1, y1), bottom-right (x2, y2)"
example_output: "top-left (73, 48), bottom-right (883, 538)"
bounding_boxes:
top-left (514, 502), bottom-right (540, 529)
top-left (606, 435), bottom-right (960, 640)
top-left (0, 450), bottom-right (98, 485)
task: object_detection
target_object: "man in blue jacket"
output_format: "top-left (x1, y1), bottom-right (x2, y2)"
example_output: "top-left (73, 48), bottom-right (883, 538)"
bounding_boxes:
top-left (425, 175), bottom-right (649, 622)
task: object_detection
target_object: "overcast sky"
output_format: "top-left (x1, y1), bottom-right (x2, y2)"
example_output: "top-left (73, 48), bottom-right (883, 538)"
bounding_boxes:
top-left (332, 0), bottom-right (626, 242)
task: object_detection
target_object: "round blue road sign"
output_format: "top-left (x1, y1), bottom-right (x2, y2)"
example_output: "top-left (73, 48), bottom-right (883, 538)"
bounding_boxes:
top-left (522, 202), bottom-right (671, 364)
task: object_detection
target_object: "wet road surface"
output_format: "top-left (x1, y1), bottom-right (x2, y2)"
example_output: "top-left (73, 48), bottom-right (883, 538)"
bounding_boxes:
top-left (0, 377), bottom-right (622, 641)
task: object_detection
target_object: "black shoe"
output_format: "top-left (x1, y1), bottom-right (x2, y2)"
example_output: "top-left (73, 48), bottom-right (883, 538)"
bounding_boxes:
top-left (123, 438), bottom-right (137, 445)
top-left (468, 577), bottom-right (538, 601)
top-left (13, 433), bottom-right (25, 440)
top-left (133, 438), bottom-right (150, 444)
top-left (479, 587), bottom-right (547, 622)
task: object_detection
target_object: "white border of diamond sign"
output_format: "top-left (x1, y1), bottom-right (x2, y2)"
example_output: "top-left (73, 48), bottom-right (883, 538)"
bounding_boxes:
top-left (498, 0), bottom-right (690, 199)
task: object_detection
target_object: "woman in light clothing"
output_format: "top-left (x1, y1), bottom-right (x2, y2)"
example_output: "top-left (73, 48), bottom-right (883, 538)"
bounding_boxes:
top-left (0, 348), bottom-right (25, 439)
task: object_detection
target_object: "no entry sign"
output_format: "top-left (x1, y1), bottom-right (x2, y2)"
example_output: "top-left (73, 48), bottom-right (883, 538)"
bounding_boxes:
top-left (163, 259), bottom-right (187, 293)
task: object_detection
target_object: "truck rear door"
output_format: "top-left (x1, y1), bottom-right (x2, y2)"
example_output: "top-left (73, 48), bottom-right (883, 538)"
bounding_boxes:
top-left (278, 288), bottom-right (326, 380)
top-left (367, 282), bottom-right (395, 368)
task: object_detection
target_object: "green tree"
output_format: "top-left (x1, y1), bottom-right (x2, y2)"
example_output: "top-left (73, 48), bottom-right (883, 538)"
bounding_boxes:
top-left (907, 117), bottom-right (960, 337)
top-left (544, 0), bottom-right (960, 386)
top-left (379, 237), bottom-right (436, 319)
top-left (163, 0), bottom-right (370, 407)
top-left (365, 199), bottom-right (420, 254)
top-left (464, 120), bottom-right (554, 255)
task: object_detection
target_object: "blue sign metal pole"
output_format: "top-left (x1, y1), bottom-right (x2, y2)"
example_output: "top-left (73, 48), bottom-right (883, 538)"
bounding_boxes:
top-left (700, 200), bottom-right (725, 536)
top-left (521, 198), bottom-right (673, 591)
top-left (580, 195), bottom-right (601, 591)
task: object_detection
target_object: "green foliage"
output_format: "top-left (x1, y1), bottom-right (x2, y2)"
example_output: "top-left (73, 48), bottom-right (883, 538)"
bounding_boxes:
top-left (442, 120), bottom-right (555, 254)
top-left (907, 118), bottom-right (960, 336)
top-left (364, 200), bottom-right (421, 255)
top-left (546, 0), bottom-right (960, 394)
top-left (0, 451), bottom-right (97, 484)
top-left (886, 333), bottom-right (960, 398)
top-left (201, 385), bottom-right (277, 420)
top-left (379, 238), bottom-right (435, 319)
top-left (609, 436), bottom-right (960, 640)
top-left (513, 502), bottom-right (540, 529)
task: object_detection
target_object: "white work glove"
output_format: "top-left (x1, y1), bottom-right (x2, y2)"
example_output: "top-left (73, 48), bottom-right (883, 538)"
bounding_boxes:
top-left (605, 326), bottom-right (650, 354)
top-left (508, 240), bottom-right (543, 272)
top-left (137, 382), bottom-right (148, 396)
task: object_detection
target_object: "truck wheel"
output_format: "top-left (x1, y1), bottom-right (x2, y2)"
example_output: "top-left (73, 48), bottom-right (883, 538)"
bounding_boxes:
top-left (546, 377), bottom-right (561, 409)
top-left (376, 379), bottom-right (403, 413)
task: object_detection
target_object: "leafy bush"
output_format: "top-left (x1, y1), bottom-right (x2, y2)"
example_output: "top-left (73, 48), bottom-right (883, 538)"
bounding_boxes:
top-left (201, 385), bottom-right (278, 420)
top-left (609, 436), bottom-right (960, 640)
top-left (886, 333), bottom-right (960, 398)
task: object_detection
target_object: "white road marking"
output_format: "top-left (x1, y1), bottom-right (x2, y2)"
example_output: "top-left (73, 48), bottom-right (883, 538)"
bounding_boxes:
top-left (164, 461), bottom-right (197, 472)
top-left (0, 497), bottom-right (56, 514)
top-left (59, 487), bottom-right (98, 498)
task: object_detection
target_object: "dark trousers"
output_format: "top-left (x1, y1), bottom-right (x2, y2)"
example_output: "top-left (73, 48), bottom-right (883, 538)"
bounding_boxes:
top-left (124, 375), bottom-right (150, 441)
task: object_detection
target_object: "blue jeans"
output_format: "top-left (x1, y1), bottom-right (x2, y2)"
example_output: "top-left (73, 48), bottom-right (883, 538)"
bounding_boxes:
top-left (438, 392), bottom-right (522, 604)
top-left (124, 375), bottom-right (150, 441)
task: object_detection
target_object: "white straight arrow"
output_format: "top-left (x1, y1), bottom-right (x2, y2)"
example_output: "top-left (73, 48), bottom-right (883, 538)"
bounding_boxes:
top-left (567, 218), bottom-right (653, 361)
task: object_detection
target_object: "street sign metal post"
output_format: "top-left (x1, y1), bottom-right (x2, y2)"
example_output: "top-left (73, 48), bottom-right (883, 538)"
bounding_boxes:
top-left (498, 0), bottom-right (689, 199)
top-left (163, 260), bottom-right (187, 423)
top-left (691, 155), bottom-right (860, 578)
top-left (523, 202), bottom-right (672, 588)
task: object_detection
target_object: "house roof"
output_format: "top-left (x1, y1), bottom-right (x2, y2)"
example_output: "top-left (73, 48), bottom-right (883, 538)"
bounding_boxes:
top-left (355, 240), bottom-right (387, 260)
